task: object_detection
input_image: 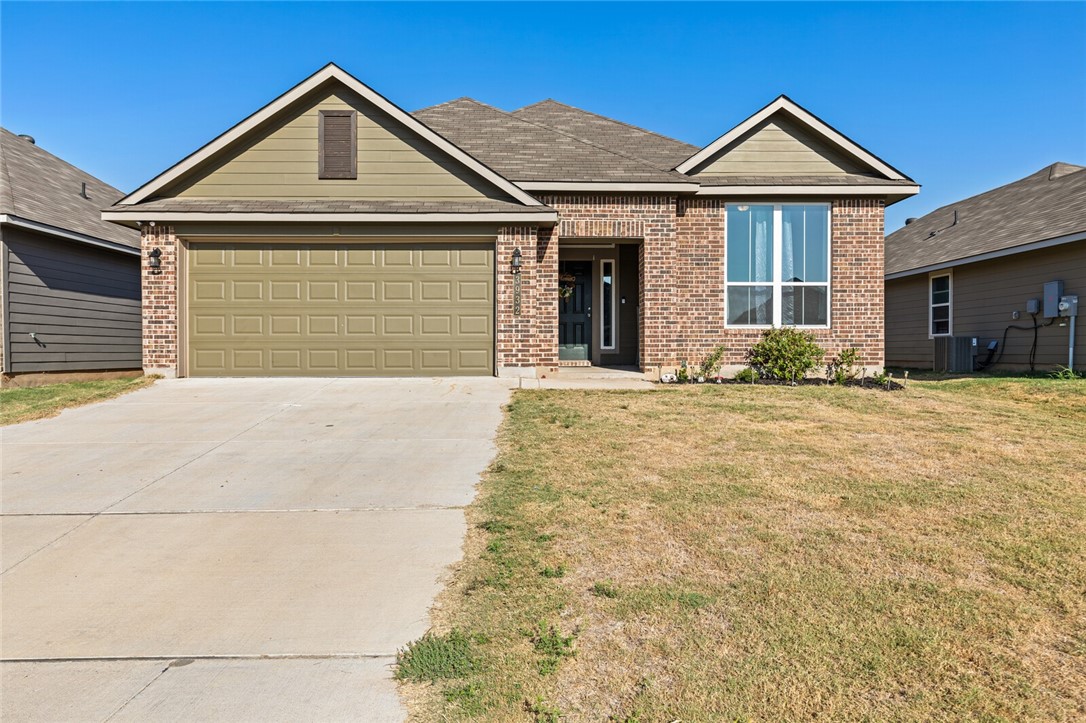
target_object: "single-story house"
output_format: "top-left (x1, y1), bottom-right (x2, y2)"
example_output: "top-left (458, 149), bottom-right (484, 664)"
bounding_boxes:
top-left (0, 128), bottom-right (142, 384)
top-left (103, 63), bottom-right (917, 379)
top-left (885, 163), bottom-right (1084, 372)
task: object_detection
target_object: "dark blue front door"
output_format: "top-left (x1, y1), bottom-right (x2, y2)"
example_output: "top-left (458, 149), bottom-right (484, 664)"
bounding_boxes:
top-left (558, 260), bottom-right (591, 361)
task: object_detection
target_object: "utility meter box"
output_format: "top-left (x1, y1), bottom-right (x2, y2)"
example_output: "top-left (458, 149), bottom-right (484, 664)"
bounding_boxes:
top-left (1059, 295), bottom-right (1079, 317)
top-left (1043, 280), bottom-right (1064, 318)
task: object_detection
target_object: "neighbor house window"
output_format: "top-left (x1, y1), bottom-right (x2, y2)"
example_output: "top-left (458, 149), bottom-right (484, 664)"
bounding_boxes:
top-left (601, 259), bottom-right (616, 350)
top-left (930, 272), bottom-right (952, 336)
top-left (726, 203), bottom-right (830, 327)
top-left (318, 110), bottom-right (357, 179)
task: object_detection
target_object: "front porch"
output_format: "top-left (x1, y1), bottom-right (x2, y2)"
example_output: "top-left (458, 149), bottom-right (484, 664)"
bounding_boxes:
top-left (557, 241), bottom-right (641, 369)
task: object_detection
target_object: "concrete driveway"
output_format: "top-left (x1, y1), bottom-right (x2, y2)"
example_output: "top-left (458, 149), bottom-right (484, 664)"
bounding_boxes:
top-left (1, 377), bottom-right (511, 721)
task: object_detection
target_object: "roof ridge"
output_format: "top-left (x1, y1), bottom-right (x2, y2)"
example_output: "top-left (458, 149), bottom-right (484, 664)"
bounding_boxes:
top-left (413, 96), bottom-right (487, 114)
top-left (517, 99), bottom-right (696, 150)
top-left (914, 162), bottom-right (1085, 222)
top-left (492, 102), bottom-right (690, 179)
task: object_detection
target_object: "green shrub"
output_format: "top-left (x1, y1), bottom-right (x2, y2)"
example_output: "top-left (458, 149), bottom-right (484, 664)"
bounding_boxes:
top-left (747, 327), bottom-right (826, 384)
top-left (396, 629), bottom-right (479, 681)
top-left (734, 367), bottom-right (758, 383)
top-left (698, 345), bottom-right (727, 380)
top-left (827, 347), bottom-right (860, 385)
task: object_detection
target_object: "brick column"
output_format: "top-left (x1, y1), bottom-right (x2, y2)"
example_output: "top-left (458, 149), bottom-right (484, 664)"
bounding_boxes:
top-left (828, 198), bottom-right (885, 368)
top-left (142, 224), bottom-right (180, 377)
top-left (496, 225), bottom-right (547, 374)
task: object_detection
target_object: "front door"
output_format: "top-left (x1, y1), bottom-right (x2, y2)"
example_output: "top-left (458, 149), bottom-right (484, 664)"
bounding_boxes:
top-left (558, 260), bottom-right (591, 361)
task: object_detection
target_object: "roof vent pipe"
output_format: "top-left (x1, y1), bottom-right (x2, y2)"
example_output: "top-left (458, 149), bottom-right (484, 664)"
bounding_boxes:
top-left (17, 134), bottom-right (35, 144)
top-left (905, 217), bottom-right (918, 225)
top-left (952, 209), bottom-right (959, 226)
top-left (80, 182), bottom-right (89, 199)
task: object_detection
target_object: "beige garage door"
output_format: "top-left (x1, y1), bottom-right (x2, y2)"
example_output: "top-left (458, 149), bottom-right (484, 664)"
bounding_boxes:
top-left (187, 241), bottom-right (494, 376)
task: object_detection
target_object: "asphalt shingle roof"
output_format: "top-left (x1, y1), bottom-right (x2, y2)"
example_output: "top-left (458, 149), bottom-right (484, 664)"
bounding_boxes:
top-left (0, 127), bottom-right (139, 249)
top-left (510, 99), bottom-right (698, 172)
top-left (414, 98), bottom-right (691, 184)
top-left (885, 163), bottom-right (1086, 275)
top-left (103, 197), bottom-right (548, 215)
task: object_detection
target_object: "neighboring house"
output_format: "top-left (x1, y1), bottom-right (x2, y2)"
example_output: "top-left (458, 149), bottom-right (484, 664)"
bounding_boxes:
top-left (885, 163), bottom-right (1085, 372)
top-left (103, 63), bottom-right (917, 379)
top-left (0, 129), bottom-right (142, 382)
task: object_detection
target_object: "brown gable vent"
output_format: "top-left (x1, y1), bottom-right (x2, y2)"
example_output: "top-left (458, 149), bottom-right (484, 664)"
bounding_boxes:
top-left (318, 110), bottom-right (357, 179)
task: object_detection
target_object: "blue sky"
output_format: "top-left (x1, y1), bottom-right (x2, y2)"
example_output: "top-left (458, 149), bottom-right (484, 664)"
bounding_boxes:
top-left (2, 1), bottom-right (1083, 230)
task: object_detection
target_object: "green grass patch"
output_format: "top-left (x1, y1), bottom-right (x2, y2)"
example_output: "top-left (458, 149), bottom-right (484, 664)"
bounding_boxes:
top-left (395, 629), bottom-right (480, 682)
top-left (0, 376), bottom-right (155, 426)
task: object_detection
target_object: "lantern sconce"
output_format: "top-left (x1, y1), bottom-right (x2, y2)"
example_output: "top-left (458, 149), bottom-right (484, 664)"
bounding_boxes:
top-left (148, 247), bottom-right (162, 275)
top-left (511, 247), bottom-right (522, 275)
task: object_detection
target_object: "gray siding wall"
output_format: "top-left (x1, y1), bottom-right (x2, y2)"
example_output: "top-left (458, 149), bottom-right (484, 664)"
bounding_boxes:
top-left (885, 274), bottom-right (931, 368)
top-left (885, 241), bottom-right (1086, 371)
top-left (3, 226), bottom-right (141, 372)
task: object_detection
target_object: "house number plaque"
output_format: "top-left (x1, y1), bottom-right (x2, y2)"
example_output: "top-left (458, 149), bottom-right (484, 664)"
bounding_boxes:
top-left (513, 274), bottom-right (522, 315)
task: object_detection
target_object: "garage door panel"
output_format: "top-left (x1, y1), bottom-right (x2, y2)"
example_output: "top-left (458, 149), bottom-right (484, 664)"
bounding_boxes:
top-left (188, 242), bottom-right (493, 376)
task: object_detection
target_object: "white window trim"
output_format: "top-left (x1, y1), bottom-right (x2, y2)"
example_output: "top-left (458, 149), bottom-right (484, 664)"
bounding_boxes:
top-left (724, 203), bottom-right (832, 329)
top-left (929, 270), bottom-right (953, 338)
top-left (599, 258), bottom-right (617, 351)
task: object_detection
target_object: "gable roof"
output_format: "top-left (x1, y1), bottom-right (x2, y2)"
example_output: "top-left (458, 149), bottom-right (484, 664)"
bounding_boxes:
top-left (0, 128), bottom-right (139, 251)
top-left (510, 99), bottom-right (698, 172)
top-left (116, 63), bottom-right (543, 209)
top-left (414, 98), bottom-right (694, 186)
top-left (885, 163), bottom-right (1086, 277)
top-left (675, 95), bottom-right (913, 181)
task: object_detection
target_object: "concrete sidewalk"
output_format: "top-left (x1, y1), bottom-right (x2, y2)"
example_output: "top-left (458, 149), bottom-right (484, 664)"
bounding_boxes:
top-left (1, 377), bottom-right (512, 722)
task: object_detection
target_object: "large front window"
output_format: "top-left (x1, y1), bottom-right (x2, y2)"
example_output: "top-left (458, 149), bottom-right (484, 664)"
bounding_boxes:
top-left (726, 203), bottom-right (830, 327)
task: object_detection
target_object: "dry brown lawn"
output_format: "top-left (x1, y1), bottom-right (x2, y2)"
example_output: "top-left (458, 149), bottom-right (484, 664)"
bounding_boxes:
top-left (401, 378), bottom-right (1086, 722)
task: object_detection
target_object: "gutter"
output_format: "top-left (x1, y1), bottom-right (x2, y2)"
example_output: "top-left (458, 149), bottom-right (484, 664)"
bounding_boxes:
top-left (101, 211), bottom-right (560, 226)
top-left (0, 214), bottom-right (141, 256)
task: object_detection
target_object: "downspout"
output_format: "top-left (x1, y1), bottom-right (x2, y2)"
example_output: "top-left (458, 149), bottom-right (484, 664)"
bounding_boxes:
top-left (1070, 315), bottom-right (1077, 371)
top-left (1, 231), bottom-right (9, 374)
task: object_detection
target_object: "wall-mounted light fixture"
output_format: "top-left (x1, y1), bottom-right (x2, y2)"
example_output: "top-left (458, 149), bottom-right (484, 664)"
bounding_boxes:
top-left (511, 247), bottom-right (522, 275)
top-left (148, 247), bottom-right (162, 275)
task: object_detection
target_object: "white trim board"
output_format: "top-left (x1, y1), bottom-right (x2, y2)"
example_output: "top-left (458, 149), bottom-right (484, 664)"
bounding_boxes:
top-left (0, 214), bottom-right (141, 256)
top-left (676, 95), bottom-right (911, 181)
top-left (517, 181), bottom-right (700, 192)
top-left (885, 230), bottom-right (1086, 280)
top-left (695, 184), bottom-right (918, 197)
top-left (102, 211), bottom-right (559, 225)
top-left (117, 63), bottom-right (543, 208)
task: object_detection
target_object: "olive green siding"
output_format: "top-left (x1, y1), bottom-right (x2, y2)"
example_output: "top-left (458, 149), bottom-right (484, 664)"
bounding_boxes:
top-left (187, 240), bottom-right (495, 377)
top-left (169, 88), bottom-right (504, 200)
top-left (691, 115), bottom-right (864, 177)
top-left (885, 241), bottom-right (1086, 371)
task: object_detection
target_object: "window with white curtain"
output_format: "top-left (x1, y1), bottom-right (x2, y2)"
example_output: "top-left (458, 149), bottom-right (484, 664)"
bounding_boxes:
top-left (726, 203), bottom-right (830, 327)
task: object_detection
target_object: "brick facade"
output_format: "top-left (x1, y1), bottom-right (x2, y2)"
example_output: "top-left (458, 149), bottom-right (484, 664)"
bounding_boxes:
top-left (138, 197), bottom-right (885, 377)
top-left (141, 224), bottom-right (180, 376)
